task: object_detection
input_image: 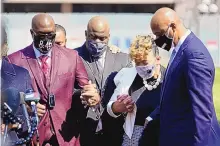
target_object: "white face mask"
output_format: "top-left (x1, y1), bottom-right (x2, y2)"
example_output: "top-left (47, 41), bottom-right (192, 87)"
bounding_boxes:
top-left (136, 64), bottom-right (155, 79)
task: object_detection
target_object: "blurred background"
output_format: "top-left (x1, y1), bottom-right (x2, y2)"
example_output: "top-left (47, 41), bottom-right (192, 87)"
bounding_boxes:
top-left (1, 0), bottom-right (220, 121)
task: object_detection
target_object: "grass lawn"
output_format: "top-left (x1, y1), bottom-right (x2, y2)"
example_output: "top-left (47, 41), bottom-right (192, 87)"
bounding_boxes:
top-left (214, 68), bottom-right (220, 122)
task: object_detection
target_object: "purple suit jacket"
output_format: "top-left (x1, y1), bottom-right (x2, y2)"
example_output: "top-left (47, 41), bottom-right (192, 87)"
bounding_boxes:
top-left (8, 44), bottom-right (88, 146)
top-left (155, 32), bottom-right (220, 146)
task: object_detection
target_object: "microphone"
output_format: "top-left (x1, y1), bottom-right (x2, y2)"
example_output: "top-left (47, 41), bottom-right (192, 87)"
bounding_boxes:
top-left (24, 89), bottom-right (40, 125)
top-left (19, 92), bottom-right (32, 133)
top-left (1, 87), bottom-right (21, 114)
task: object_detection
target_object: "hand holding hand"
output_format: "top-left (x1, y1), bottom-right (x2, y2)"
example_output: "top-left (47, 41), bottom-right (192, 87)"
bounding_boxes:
top-left (81, 80), bottom-right (101, 107)
top-left (112, 94), bottom-right (135, 114)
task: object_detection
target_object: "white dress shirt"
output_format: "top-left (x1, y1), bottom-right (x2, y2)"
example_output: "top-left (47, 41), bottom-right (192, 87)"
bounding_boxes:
top-left (96, 51), bottom-right (106, 67)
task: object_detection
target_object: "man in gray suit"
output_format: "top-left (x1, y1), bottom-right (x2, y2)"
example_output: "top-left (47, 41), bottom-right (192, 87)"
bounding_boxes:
top-left (75, 16), bottom-right (132, 146)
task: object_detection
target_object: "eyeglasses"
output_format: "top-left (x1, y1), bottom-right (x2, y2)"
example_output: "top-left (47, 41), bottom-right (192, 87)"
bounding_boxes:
top-left (32, 30), bottom-right (56, 40)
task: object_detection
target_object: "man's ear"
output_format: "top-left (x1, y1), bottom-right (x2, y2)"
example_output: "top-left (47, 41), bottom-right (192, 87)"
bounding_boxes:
top-left (30, 29), bottom-right (34, 39)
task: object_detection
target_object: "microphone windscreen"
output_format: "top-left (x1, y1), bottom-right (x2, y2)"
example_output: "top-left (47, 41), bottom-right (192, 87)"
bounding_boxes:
top-left (1, 87), bottom-right (21, 114)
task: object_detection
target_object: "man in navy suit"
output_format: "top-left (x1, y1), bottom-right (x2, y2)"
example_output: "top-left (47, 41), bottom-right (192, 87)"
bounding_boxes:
top-left (1, 22), bottom-right (32, 146)
top-left (146, 7), bottom-right (220, 146)
top-left (1, 22), bottom-right (32, 95)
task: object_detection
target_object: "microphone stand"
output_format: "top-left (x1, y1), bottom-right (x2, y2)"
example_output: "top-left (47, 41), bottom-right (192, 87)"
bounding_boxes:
top-left (30, 101), bottom-right (40, 142)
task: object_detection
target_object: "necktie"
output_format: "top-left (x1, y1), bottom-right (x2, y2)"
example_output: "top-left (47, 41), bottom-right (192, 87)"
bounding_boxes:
top-left (96, 59), bottom-right (103, 74)
top-left (39, 55), bottom-right (50, 76)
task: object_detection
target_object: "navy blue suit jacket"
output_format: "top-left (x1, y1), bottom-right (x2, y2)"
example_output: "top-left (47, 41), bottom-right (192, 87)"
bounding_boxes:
top-left (1, 58), bottom-right (32, 145)
top-left (151, 32), bottom-right (220, 146)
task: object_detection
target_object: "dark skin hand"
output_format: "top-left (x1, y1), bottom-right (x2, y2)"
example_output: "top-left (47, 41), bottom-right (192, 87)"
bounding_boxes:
top-left (112, 94), bottom-right (135, 114)
top-left (81, 80), bottom-right (101, 107)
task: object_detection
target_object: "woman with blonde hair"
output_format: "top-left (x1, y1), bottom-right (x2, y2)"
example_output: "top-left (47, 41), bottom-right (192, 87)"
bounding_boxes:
top-left (106, 35), bottom-right (165, 146)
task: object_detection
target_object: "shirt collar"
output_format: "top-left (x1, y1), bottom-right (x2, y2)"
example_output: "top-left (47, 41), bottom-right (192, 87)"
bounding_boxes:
top-left (173, 29), bottom-right (191, 53)
top-left (33, 44), bottom-right (52, 58)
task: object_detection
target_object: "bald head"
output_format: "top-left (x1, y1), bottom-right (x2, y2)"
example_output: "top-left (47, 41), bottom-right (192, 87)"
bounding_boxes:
top-left (30, 13), bottom-right (56, 54)
top-left (85, 16), bottom-right (110, 45)
top-left (151, 8), bottom-right (181, 36)
top-left (87, 16), bottom-right (110, 34)
top-left (151, 7), bottom-right (187, 48)
top-left (31, 13), bottom-right (55, 33)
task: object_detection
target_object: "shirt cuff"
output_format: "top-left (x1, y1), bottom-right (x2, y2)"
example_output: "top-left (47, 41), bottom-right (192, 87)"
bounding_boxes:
top-left (107, 101), bottom-right (121, 118)
top-left (146, 116), bottom-right (153, 122)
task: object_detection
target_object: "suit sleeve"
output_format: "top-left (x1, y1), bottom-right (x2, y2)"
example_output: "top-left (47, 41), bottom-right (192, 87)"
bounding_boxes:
top-left (149, 106), bottom-right (160, 120)
top-left (74, 52), bottom-right (89, 89)
top-left (185, 52), bottom-right (214, 146)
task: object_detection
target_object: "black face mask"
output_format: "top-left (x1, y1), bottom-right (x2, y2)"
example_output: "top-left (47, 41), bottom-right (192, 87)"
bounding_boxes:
top-left (155, 26), bottom-right (174, 51)
top-left (155, 35), bottom-right (173, 51)
top-left (32, 32), bottom-right (56, 54)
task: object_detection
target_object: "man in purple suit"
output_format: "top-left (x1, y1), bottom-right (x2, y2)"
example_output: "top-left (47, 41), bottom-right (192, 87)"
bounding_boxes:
top-left (8, 13), bottom-right (100, 146)
top-left (146, 7), bottom-right (220, 146)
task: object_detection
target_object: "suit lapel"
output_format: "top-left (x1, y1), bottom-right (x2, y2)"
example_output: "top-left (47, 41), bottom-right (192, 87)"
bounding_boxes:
top-left (23, 45), bottom-right (48, 98)
top-left (101, 48), bottom-right (116, 88)
top-left (49, 45), bottom-right (60, 93)
top-left (160, 32), bottom-right (195, 104)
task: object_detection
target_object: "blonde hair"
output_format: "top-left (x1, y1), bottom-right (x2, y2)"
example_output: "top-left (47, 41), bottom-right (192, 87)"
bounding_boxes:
top-left (129, 35), bottom-right (157, 63)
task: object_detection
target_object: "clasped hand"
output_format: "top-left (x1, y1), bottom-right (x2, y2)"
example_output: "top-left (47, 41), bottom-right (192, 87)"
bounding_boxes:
top-left (112, 94), bottom-right (135, 114)
top-left (80, 80), bottom-right (101, 107)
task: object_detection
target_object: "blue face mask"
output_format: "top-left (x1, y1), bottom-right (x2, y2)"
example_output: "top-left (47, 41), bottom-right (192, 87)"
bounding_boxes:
top-left (87, 40), bottom-right (108, 58)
